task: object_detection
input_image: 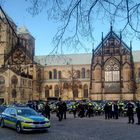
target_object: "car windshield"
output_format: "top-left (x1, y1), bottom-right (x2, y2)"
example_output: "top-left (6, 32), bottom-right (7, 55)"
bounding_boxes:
top-left (17, 108), bottom-right (38, 116)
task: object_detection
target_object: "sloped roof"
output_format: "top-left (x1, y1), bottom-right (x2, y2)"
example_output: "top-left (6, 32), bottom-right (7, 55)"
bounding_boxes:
top-left (34, 51), bottom-right (140, 66)
top-left (17, 26), bottom-right (30, 34)
top-left (34, 53), bottom-right (92, 66)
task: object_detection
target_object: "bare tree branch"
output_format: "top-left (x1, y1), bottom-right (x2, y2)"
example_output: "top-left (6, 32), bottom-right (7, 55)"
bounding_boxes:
top-left (24, 0), bottom-right (140, 54)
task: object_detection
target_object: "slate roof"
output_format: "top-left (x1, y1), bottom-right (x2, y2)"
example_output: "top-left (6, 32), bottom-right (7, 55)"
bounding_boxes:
top-left (34, 51), bottom-right (140, 66)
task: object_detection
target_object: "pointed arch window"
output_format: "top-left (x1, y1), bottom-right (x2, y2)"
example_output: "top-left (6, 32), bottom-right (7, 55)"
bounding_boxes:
top-left (49, 71), bottom-right (52, 79)
top-left (105, 59), bottom-right (120, 82)
top-left (12, 89), bottom-right (17, 98)
top-left (81, 68), bottom-right (85, 78)
top-left (53, 69), bottom-right (57, 79)
top-left (86, 70), bottom-right (90, 78)
top-left (11, 75), bottom-right (18, 85)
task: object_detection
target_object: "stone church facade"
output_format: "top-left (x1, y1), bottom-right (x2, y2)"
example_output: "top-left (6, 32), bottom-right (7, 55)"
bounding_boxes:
top-left (1, 6), bottom-right (140, 104)
top-left (90, 27), bottom-right (140, 100)
top-left (0, 7), bottom-right (43, 104)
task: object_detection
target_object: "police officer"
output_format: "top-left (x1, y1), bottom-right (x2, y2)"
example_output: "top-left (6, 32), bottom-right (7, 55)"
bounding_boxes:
top-left (126, 101), bottom-right (135, 124)
top-left (72, 103), bottom-right (77, 118)
top-left (62, 101), bottom-right (67, 119)
top-left (86, 103), bottom-right (93, 118)
top-left (44, 102), bottom-right (51, 119)
top-left (136, 102), bottom-right (140, 125)
top-left (56, 98), bottom-right (63, 121)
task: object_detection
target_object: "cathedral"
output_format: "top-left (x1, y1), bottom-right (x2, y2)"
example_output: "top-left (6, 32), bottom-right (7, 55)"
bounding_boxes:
top-left (0, 6), bottom-right (140, 104)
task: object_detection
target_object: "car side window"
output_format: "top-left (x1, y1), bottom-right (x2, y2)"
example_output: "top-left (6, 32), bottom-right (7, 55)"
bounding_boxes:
top-left (4, 108), bottom-right (11, 114)
top-left (10, 108), bottom-right (16, 116)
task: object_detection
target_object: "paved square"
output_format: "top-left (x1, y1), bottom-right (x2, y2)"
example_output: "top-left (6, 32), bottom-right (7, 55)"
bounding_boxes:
top-left (0, 113), bottom-right (140, 140)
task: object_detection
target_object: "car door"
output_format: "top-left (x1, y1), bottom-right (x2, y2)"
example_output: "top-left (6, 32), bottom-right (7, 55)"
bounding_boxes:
top-left (2, 108), bottom-right (12, 127)
top-left (9, 108), bottom-right (17, 129)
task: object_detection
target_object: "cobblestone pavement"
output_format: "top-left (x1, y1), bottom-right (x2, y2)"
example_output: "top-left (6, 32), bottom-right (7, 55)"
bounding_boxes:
top-left (0, 113), bottom-right (140, 140)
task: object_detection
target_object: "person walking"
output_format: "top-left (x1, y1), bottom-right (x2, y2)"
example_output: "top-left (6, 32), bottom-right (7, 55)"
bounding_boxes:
top-left (44, 102), bottom-right (51, 119)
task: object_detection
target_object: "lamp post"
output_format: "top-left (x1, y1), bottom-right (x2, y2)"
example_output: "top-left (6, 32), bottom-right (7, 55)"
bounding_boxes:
top-left (120, 77), bottom-right (123, 100)
top-left (7, 64), bottom-right (10, 105)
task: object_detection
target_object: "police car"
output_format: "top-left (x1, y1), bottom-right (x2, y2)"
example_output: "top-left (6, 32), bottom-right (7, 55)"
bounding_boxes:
top-left (0, 106), bottom-right (50, 133)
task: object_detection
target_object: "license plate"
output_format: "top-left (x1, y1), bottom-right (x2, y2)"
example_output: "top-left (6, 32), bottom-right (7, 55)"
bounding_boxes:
top-left (35, 124), bottom-right (43, 128)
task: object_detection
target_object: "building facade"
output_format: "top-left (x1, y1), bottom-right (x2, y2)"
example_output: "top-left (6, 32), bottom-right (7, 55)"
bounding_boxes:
top-left (0, 7), bottom-right (43, 104)
top-left (1, 7), bottom-right (140, 104)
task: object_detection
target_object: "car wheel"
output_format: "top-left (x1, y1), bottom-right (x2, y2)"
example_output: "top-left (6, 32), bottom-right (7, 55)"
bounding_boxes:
top-left (16, 122), bottom-right (22, 133)
top-left (0, 119), bottom-right (5, 128)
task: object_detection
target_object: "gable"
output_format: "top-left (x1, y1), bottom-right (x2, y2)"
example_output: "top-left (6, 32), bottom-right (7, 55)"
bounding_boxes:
top-left (94, 29), bottom-right (130, 57)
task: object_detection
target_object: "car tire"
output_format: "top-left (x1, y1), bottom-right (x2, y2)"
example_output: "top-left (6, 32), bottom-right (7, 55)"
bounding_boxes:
top-left (16, 122), bottom-right (22, 133)
top-left (0, 119), bottom-right (5, 128)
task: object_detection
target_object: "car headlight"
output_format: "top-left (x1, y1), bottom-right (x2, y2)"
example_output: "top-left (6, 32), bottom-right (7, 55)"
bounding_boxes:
top-left (45, 120), bottom-right (50, 123)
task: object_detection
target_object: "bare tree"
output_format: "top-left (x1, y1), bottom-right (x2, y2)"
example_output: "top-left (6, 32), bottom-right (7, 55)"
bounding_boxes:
top-left (17, 1), bottom-right (140, 53)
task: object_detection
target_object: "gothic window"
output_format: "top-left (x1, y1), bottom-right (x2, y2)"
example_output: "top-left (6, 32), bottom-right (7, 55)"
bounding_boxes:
top-left (45, 85), bottom-right (50, 98)
top-left (53, 69), bottom-right (57, 79)
top-left (54, 85), bottom-right (59, 98)
top-left (77, 70), bottom-right (80, 78)
top-left (11, 75), bottom-right (18, 85)
top-left (58, 71), bottom-right (61, 79)
top-left (12, 89), bottom-right (17, 98)
top-left (81, 68), bottom-right (85, 78)
top-left (49, 71), bottom-right (52, 79)
top-left (83, 84), bottom-right (88, 98)
top-left (86, 70), bottom-right (90, 78)
top-left (105, 59), bottom-right (120, 82)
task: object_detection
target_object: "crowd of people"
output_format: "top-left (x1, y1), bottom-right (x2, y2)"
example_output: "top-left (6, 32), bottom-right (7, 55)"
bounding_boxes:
top-left (26, 99), bottom-right (140, 125)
